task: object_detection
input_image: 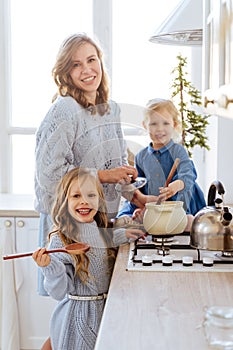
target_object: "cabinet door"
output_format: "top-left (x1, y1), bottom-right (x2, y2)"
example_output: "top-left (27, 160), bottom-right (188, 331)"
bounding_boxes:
top-left (15, 217), bottom-right (56, 350)
top-left (0, 217), bottom-right (21, 350)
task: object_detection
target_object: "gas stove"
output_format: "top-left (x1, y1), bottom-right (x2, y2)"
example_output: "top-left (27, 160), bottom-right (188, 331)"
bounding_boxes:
top-left (126, 233), bottom-right (233, 272)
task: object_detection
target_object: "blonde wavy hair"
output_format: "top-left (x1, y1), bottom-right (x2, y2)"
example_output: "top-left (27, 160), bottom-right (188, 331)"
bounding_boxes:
top-left (52, 33), bottom-right (110, 115)
top-left (49, 167), bottom-right (115, 282)
top-left (144, 98), bottom-right (182, 134)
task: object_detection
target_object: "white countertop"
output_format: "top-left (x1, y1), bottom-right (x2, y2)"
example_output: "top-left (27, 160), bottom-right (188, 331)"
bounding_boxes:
top-left (0, 194), bottom-right (39, 217)
top-left (95, 244), bottom-right (233, 350)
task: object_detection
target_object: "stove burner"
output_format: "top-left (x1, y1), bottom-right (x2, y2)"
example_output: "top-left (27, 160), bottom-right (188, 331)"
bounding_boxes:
top-left (157, 246), bottom-right (170, 256)
top-left (221, 251), bottom-right (233, 257)
top-left (152, 236), bottom-right (174, 243)
top-left (151, 235), bottom-right (175, 255)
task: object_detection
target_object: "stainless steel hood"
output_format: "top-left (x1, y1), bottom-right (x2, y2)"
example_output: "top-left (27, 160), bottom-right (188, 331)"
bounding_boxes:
top-left (149, 0), bottom-right (203, 46)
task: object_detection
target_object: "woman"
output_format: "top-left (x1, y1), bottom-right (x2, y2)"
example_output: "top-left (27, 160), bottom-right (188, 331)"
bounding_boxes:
top-left (35, 33), bottom-right (156, 295)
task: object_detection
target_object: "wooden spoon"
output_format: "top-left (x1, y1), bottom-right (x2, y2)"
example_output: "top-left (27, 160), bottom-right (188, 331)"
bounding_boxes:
top-left (2, 242), bottom-right (90, 260)
top-left (156, 158), bottom-right (180, 205)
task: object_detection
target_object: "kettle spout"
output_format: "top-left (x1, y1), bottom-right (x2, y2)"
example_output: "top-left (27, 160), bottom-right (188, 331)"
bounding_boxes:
top-left (221, 209), bottom-right (233, 226)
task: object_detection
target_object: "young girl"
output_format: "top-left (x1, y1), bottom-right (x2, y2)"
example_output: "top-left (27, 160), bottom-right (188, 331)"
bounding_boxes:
top-left (116, 98), bottom-right (206, 228)
top-left (33, 167), bottom-right (144, 350)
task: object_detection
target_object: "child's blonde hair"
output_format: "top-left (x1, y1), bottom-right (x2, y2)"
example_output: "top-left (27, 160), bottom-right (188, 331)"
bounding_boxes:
top-left (49, 167), bottom-right (115, 282)
top-left (143, 98), bottom-right (182, 141)
top-left (144, 98), bottom-right (181, 131)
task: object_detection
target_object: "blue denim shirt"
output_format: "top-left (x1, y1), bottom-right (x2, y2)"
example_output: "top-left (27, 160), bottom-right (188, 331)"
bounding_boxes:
top-left (117, 140), bottom-right (206, 216)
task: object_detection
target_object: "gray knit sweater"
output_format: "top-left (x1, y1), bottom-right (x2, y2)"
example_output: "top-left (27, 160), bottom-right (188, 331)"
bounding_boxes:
top-left (34, 96), bottom-right (129, 295)
top-left (42, 221), bottom-right (127, 350)
top-left (34, 95), bottom-right (128, 219)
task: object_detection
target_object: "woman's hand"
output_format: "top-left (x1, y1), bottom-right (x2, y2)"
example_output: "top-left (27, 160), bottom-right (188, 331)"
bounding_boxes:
top-left (32, 247), bottom-right (51, 267)
top-left (98, 166), bottom-right (138, 184)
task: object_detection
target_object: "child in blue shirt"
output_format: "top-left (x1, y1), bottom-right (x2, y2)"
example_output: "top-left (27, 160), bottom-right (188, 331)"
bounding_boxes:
top-left (116, 98), bottom-right (206, 226)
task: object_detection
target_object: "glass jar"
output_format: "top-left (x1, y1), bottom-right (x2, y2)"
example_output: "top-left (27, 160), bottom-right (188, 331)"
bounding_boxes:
top-left (204, 306), bottom-right (233, 349)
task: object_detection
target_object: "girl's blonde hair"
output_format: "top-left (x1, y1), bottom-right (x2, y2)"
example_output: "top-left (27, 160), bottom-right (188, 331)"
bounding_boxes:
top-left (144, 98), bottom-right (181, 131)
top-left (52, 33), bottom-right (110, 115)
top-left (49, 167), bottom-right (114, 282)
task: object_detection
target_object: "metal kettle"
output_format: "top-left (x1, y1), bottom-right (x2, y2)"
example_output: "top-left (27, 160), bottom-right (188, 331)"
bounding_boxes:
top-left (190, 180), bottom-right (233, 252)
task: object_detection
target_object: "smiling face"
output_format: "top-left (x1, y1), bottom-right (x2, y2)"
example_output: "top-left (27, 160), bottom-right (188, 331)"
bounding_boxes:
top-left (143, 108), bottom-right (175, 149)
top-left (70, 42), bottom-right (102, 104)
top-left (68, 175), bottom-right (99, 223)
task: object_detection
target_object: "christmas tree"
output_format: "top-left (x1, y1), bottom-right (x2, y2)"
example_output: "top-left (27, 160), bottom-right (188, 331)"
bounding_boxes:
top-left (171, 54), bottom-right (210, 157)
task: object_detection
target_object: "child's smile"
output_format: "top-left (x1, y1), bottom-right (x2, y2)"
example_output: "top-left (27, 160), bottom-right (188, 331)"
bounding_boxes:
top-left (144, 109), bottom-right (175, 149)
top-left (68, 177), bottom-right (99, 223)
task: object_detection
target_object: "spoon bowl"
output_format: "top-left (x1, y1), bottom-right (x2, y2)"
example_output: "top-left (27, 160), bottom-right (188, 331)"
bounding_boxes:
top-left (3, 242), bottom-right (90, 260)
top-left (115, 177), bottom-right (147, 193)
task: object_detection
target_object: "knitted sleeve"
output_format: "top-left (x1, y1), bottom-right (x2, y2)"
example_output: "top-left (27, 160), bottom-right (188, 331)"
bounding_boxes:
top-left (112, 227), bottom-right (129, 246)
top-left (42, 255), bottom-right (76, 300)
top-left (35, 97), bottom-right (80, 212)
top-left (41, 234), bottom-right (77, 300)
top-left (114, 102), bottom-right (128, 166)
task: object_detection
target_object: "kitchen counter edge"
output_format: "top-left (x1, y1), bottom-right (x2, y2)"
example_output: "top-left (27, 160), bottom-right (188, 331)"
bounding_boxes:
top-left (0, 194), bottom-right (39, 217)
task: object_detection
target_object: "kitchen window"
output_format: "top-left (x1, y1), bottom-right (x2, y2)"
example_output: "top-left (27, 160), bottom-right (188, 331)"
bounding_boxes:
top-left (0, 0), bottom-right (190, 195)
top-left (0, 0), bottom-right (93, 194)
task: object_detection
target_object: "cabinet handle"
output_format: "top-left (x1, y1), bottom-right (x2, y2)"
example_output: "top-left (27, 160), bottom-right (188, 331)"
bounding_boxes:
top-left (4, 220), bottom-right (12, 228)
top-left (17, 220), bottom-right (25, 228)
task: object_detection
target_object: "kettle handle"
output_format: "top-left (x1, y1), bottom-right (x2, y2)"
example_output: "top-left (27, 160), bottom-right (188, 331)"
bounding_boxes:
top-left (207, 180), bottom-right (225, 206)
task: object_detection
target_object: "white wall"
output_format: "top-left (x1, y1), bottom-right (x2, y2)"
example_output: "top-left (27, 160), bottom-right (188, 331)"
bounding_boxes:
top-left (190, 46), bottom-right (207, 194)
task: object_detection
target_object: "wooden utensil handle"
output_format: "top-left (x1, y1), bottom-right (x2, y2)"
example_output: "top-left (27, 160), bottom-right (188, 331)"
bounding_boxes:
top-left (165, 158), bottom-right (180, 187)
top-left (3, 252), bottom-right (34, 260)
top-left (3, 248), bottom-right (65, 260)
top-left (156, 158), bottom-right (180, 205)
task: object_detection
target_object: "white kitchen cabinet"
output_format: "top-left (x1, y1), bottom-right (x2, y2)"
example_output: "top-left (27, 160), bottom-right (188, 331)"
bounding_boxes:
top-left (0, 216), bottom-right (56, 350)
top-left (203, 0), bottom-right (233, 116)
top-left (202, 0), bottom-right (233, 203)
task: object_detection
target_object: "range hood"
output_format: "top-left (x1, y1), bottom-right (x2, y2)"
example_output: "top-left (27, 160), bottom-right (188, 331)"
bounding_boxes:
top-left (149, 0), bottom-right (203, 46)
